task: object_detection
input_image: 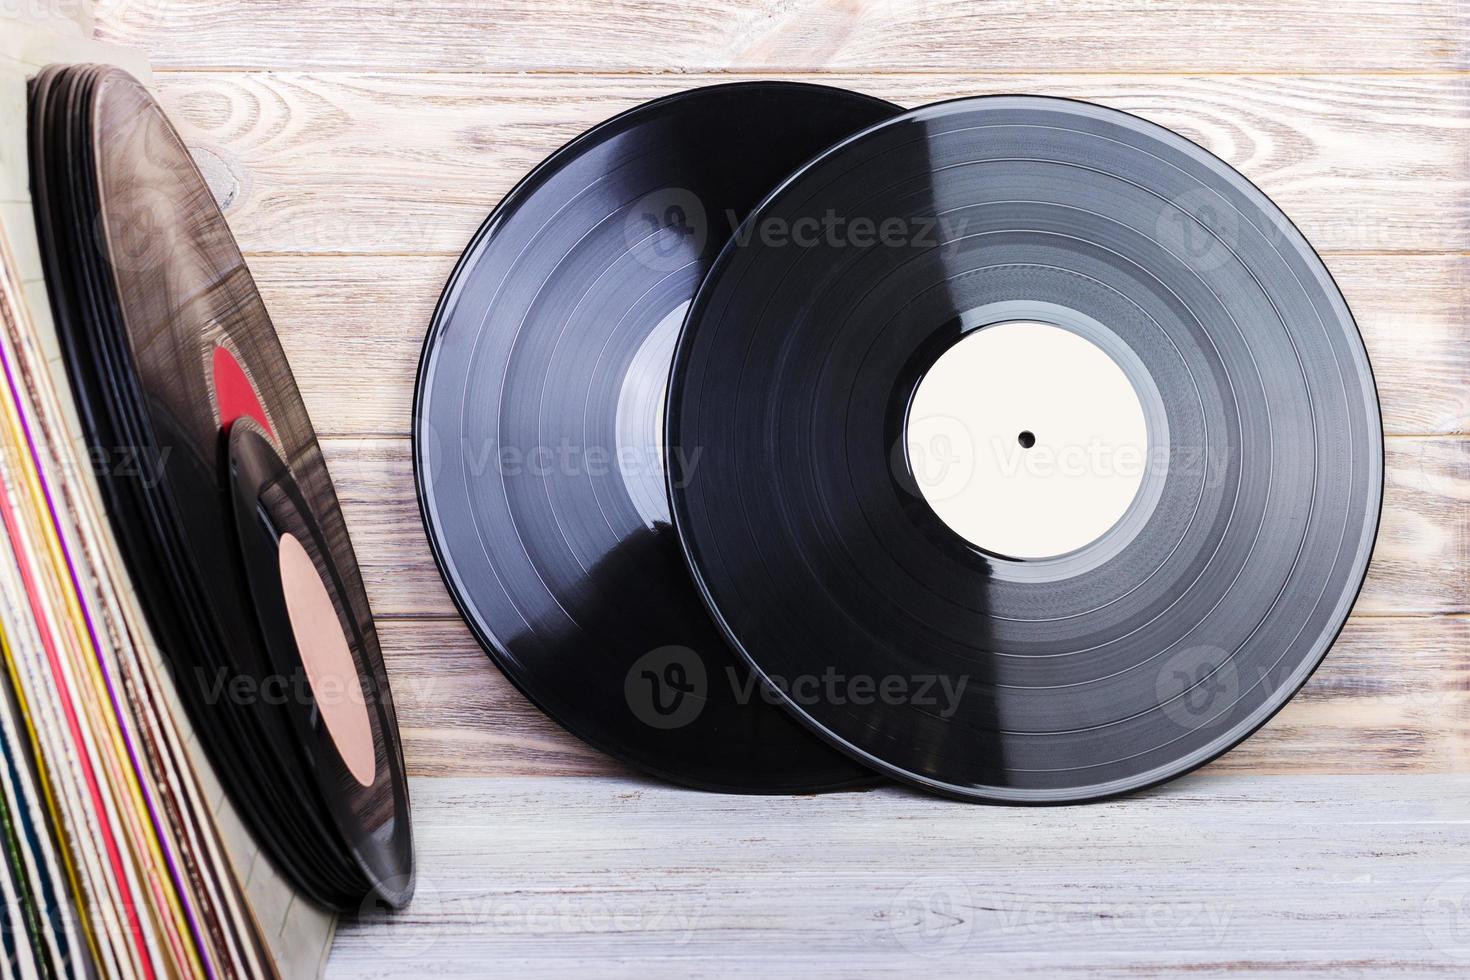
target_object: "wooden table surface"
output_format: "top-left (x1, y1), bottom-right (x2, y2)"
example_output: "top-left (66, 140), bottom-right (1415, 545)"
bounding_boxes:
top-left (89, 1), bottom-right (1469, 975)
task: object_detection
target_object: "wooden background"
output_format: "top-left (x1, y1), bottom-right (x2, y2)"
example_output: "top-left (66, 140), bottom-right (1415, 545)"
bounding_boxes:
top-left (84, 0), bottom-right (1470, 975)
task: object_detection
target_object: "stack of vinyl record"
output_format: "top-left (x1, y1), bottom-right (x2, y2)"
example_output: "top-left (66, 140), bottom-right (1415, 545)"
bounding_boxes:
top-left (415, 83), bottom-right (1384, 803)
top-left (30, 61), bottom-right (413, 914)
top-left (0, 55), bottom-right (414, 978)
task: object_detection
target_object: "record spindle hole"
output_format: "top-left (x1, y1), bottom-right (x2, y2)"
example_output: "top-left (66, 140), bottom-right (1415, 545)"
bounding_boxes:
top-left (903, 319), bottom-right (1150, 561)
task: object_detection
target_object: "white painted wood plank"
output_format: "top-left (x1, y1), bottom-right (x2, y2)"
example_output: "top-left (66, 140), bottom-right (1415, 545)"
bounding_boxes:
top-left (328, 774), bottom-right (1470, 977)
top-left (93, 0), bottom-right (1470, 73)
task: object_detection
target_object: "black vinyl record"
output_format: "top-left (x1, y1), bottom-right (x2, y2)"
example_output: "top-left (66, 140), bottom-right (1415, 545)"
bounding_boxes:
top-left (29, 65), bottom-right (413, 906)
top-left (414, 82), bottom-right (901, 792)
top-left (667, 96), bottom-right (1383, 803)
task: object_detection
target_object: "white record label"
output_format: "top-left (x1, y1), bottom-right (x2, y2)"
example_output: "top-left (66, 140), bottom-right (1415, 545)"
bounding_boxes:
top-left (905, 320), bottom-right (1149, 559)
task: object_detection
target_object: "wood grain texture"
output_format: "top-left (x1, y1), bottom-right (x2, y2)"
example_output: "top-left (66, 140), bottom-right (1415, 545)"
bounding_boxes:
top-left (147, 71), bottom-right (1470, 255)
top-left (376, 616), bottom-right (1470, 780)
top-left (328, 774), bottom-right (1470, 978)
top-left (319, 435), bottom-right (1467, 619)
top-left (94, 0), bottom-right (1470, 73)
top-left (256, 253), bottom-right (1470, 438)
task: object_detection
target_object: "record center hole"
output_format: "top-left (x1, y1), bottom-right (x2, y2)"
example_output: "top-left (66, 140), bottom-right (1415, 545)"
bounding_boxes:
top-left (1017, 430), bottom-right (1036, 449)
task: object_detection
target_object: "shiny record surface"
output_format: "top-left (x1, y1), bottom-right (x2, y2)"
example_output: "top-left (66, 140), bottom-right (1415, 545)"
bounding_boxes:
top-left (668, 96), bottom-right (1383, 802)
top-left (31, 65), bottom-right (412, 905)
top-left (415, 82), bottom-right (900, 791)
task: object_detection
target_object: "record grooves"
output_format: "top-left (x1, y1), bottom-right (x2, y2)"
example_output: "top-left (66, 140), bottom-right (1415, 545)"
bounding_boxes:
top-left (414, 82), bottom-right (904, 793)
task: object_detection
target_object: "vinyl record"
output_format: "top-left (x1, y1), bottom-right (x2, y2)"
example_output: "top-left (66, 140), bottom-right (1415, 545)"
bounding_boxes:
top-left (30, 64), bottom-right (413, 906)
top-left (414, 82), bottom-right (902, 791)
top-left (668, 96), bottom-right (1383, 803)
